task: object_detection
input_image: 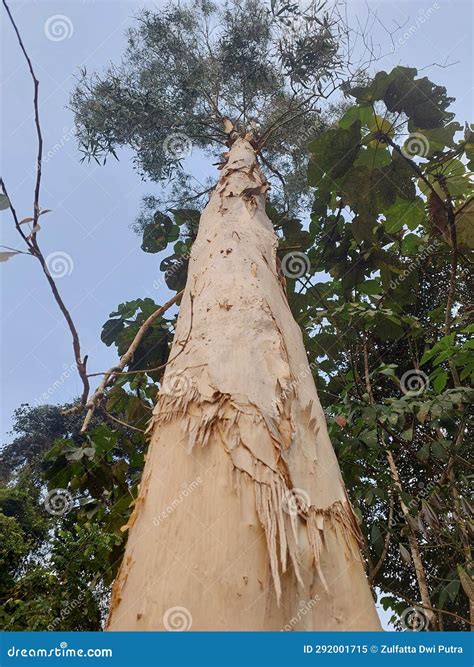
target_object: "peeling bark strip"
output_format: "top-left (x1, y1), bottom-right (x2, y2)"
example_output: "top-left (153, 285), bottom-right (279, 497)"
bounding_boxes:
top-left (107, 138), bottom-right (381, 631)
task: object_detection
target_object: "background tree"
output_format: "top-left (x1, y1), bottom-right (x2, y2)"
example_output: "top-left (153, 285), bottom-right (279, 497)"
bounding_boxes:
top-left (299, 66), bottom-right (473, 630)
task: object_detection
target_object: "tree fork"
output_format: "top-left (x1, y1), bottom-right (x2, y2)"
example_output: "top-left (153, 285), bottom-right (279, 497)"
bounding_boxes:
top-left (106, 136), bottom-right (381, 631)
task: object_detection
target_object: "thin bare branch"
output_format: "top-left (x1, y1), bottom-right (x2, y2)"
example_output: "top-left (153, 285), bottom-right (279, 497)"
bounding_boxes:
top-left (1, 2), bottom-right (90, 405)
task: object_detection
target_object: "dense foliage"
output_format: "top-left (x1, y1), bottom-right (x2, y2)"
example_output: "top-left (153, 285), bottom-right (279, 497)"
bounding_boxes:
top-left (71, 0), bottom-right (365, 212)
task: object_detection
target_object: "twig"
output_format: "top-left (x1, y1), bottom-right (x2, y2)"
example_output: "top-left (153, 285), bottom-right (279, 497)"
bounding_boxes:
top-left (87, 291), bottom-right (194, 378)
top-left (103, 410), bottom-right (146, 434)
top-left (80, 290), bottom-right (184, 432)
top-left (1, 2), bottom-right (90, 404)
top-left (381, 584), bottom-right (472, 628)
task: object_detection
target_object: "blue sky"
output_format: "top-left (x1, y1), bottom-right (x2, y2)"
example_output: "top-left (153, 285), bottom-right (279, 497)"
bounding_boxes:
top-left (0, 0), bottom-right (472, 632)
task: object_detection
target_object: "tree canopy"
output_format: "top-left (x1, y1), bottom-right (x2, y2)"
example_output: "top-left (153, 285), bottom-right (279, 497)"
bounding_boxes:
top-left (71, 0), bottom-right (369, 212)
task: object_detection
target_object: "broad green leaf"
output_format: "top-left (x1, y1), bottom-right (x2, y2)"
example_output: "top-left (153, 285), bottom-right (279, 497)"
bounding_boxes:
top-left (308, 121), bottom-right (361, 187)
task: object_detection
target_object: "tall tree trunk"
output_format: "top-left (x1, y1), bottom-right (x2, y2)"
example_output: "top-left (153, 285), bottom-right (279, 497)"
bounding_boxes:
top-left (107, 136), bottom-right (381, 631)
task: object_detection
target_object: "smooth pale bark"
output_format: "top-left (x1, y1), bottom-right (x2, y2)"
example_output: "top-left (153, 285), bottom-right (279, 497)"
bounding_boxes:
top-left (107, 136), bottom-right (381, 631)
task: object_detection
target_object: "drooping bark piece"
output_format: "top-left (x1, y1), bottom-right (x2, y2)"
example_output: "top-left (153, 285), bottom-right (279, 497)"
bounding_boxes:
top-left (107, 137), bottom-right (381, 631)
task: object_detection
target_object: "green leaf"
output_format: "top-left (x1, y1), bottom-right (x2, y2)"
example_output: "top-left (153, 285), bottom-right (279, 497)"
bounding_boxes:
top-left (455, 200), bottom-right (474, 249)
top-left (141, 212), bottom-right (174, 253)
top-left (338, 104), bottom-right (373, 129)
top-left (385, 72), bottom-right (454, 128)
top-left (354, 145), bottom-right (391, 170)
top-left (383, 198), bottom-right (425, 233)
top-left (308, 121), bottom-right (361, 187)
top-left (0, 194), bottom-right (10, 210)
top-left (358, 279), bottom-right (382, 295)
top-left (101, 319), bottom-right (125, 346)
top-left (432, 369), bottom-right (448, 394)
top-left (349, 68), bottom-right (417, 103)
top-left (417, 442), bottom-right (430, 463)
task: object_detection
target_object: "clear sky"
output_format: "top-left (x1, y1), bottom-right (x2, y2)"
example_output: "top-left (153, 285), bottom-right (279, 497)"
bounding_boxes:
top-left (0, 0), bottom-right (472, 628)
